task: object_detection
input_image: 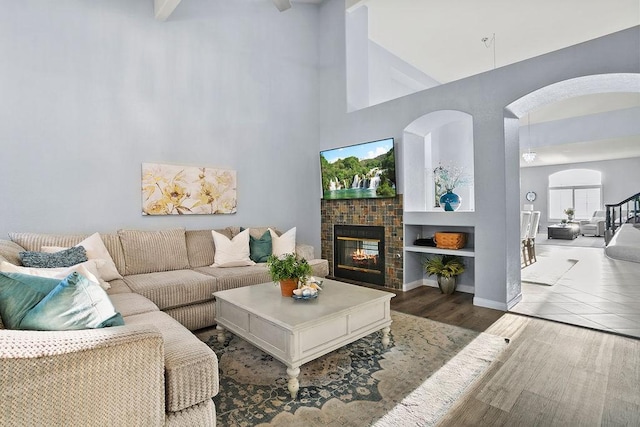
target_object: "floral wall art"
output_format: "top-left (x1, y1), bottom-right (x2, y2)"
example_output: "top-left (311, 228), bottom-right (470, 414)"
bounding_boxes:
top-left (142, 163), bottom-right (237, 215)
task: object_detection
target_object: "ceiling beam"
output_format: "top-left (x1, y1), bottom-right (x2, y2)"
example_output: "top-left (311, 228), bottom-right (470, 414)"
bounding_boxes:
top-left (272, 0), bottom-right (292, 12)
top-left (154, 0), bottom-right (181, 21)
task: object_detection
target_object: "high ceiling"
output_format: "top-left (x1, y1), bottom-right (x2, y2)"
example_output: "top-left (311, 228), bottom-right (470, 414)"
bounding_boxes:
top-left (347, 0), bottom-right (640, 167)
top-left (521, 93), bottom-right (640, 167)
top-left (355, 0), bottom-right (639, 84)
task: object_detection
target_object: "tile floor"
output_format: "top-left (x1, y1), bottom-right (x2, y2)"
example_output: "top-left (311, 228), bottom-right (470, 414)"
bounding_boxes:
top-left (511, 241), bottom-right (640, 339)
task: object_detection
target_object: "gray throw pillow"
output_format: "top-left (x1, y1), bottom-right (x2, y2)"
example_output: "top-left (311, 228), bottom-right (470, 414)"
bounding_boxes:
top-left (20, 246), bottom-right (88, 268)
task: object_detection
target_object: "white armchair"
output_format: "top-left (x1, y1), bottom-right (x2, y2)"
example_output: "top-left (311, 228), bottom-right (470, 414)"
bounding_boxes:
top-left (580, 210), bottom-right (605, 236)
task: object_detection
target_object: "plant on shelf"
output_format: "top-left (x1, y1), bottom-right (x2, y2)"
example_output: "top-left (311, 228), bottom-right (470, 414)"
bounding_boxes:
top-left (423, 254), bottom-right (465, 295)
top-left (563, 207), bottom-right (575, 221)
top-left (267, 253), bottom-right (312, 297)
top-left (433, 163), bottom-right (472, 211)
top-left (433, 163), bottom-right (471, 192)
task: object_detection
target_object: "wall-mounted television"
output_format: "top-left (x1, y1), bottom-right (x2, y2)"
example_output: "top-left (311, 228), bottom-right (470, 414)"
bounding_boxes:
top-left (320, 137), bottom-right (396, 200)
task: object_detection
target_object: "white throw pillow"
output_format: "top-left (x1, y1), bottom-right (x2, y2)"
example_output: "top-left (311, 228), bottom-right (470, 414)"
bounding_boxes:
top-left (211, 229), bottom-right (255, 268)
top-left (0, 260), bottom-right (110, 290)
top-left (41, 232), bottom-right (122, 281)
top-left (269, 227), bottom-right (296, 258)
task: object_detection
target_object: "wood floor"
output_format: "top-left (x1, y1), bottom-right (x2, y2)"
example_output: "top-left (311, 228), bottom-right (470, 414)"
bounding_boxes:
top-left (391, 286), bottom-right (640, 426)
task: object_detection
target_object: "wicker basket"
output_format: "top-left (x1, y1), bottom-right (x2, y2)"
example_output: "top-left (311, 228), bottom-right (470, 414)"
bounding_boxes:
top-left (434, 232), bottom-right (467, 250)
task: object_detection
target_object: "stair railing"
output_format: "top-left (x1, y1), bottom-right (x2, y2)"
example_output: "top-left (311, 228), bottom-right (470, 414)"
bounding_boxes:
top-left (605, 192), bottom-right (640, 243)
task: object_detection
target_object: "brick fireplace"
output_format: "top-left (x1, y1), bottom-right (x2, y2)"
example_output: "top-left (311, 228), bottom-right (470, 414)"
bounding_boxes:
top-left (321, 195), bottom-right (403, 290)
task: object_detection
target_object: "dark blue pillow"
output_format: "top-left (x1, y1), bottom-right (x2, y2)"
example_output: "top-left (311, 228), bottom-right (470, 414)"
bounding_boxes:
top-left (20, 246), bottom-right (88, 268)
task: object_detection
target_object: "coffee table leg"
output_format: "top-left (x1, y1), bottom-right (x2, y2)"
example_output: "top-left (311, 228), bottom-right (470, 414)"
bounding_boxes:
top-left (381, 326), bottom-right (390, 349)
top-left (216, 325), bottom-right (226, 344)
top-left (286, 367), bottom-right (300, 399)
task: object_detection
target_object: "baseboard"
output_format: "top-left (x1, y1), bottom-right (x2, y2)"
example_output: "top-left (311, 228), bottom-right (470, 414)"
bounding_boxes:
top-left (455, 284), bottom-right (475, 294)
top-left (507, 293), bottom-right (523, 310)
top-left (404, 279), bottom-right (474, 294)
top-left (402, 280), bottom-right (424, 292)
top-left (473, 297), bottom-right (508, 311)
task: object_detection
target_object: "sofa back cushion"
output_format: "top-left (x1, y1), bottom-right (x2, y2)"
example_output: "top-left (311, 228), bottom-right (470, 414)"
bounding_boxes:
top-left (185, 229), bottom-right (231, 268)
top-left (226, 226), bottom-right (278, 239)
top-left (8, 232), bottom-right (126, 275)
top-left (118, 228), bottom-right (190, 275)
top-left (0, 240), bottom-right (26, 266)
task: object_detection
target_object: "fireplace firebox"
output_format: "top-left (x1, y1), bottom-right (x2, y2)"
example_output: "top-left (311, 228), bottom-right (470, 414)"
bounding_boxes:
top-left (333, 225), bottom-right (385, 286)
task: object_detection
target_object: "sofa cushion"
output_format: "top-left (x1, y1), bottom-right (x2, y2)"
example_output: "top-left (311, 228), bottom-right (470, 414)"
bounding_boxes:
top-left (186, 229), bottom-right (222, 268)
top-left (8, 232), bottom-right (126, 276)
top-left (124, 310), bottom-right (219, 412)
top-left (123, 270), bottom-right (217, 310)
top-left (110, 292), bottom-right (159, 317)
top-left (308, 258), bottom-right (330, 278)
top-left (20, 246), bottom-right (88, 268)
top-left (163, 301), bottom-right (216, 332)
top-left (105, 278), bottom-right (132, 295)
top-left (195, 264), bottom-right (272, 292)
top-left (118, 228), bottom-right (190, 275)
top-left (20, 272), bottom-right (124, 331)
top-left (226, 226), bottom-right (278, 238)
top-left (0, 240), bottom-right (25, 266)
top-left (41, 232), bottom-right (123, 281)
top-left (195, 258), bottom-right (329, 292)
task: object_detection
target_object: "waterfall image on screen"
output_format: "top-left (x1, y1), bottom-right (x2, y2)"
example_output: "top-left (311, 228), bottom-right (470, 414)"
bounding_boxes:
top-left (320, 138), bottom-right (396, 200)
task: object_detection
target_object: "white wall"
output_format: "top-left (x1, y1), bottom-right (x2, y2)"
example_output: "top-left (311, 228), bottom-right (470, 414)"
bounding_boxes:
top-left (431, 119), bottom-right (475, 211)
top-left (520, 157), bottom-right (640, 230)
top-left (520, 107), bottom-right (640, 149)
top-left (318, 0), bottom-right (640, 309)
top-left (0, 0), bottom-right (321, 252)
top-left (345, 6), bottom-right (439, 110)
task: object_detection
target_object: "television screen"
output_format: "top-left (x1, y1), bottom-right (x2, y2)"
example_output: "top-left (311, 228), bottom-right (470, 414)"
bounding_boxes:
top-left (320, 137), bottom-right (396, 200)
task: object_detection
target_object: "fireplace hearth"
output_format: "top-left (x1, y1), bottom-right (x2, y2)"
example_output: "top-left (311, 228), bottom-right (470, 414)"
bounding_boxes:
top-left (334, 225), bottom-right (385, 286)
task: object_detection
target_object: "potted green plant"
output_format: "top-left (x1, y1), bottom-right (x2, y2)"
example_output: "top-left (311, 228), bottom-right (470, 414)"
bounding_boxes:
top-left (564, 207), bottom-right (575, 221)
top-left (423, 255), bottom-right (465, 294)
top-left (267, 253), bottom-right (312, 297)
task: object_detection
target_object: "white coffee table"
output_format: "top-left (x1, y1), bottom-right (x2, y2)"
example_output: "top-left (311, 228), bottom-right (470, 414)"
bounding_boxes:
top-left (213, 279), bottom-right (395, 399)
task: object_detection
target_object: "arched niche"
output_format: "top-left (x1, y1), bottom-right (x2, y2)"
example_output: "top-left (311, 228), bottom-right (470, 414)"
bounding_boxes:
top-left (503, 73), bottom-right (640, 306)
top-left (403, 110), bottom-right (475, 212)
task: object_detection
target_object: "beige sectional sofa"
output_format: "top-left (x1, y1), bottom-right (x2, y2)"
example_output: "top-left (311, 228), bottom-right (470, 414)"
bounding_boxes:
top-left (0, 226), bottom-right (329, 426)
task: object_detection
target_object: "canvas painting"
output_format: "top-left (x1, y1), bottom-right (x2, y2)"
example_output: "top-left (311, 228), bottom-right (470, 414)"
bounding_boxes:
top-left (142, 163), bottom-right (237, 215)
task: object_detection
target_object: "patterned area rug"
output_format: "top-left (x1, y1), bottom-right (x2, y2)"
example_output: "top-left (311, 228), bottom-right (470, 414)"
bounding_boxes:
top-left (204, 311), bottom-right (507, 426)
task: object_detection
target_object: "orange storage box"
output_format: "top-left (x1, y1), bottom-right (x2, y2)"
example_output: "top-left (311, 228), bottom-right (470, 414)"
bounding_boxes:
top-left (434, 232), bottom-right (467, 249)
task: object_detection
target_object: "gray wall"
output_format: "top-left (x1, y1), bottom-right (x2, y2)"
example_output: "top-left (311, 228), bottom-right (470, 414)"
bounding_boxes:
top-left (318, 0), bottom-right (640, 309)
top-left (0, 0), bottom-right (321, 252)
top-left (521, 157), bottom-right (640, 230)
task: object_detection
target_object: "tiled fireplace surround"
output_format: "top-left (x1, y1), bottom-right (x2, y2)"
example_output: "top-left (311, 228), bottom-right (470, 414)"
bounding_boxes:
top-left (321, 195), bottom-right (403, 290)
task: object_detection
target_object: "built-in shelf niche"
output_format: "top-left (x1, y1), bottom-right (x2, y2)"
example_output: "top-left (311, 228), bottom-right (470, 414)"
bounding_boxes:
top-left (401, 110), bottom-right (476, 293)
top-left (403, 110), bottom-right (475, 212)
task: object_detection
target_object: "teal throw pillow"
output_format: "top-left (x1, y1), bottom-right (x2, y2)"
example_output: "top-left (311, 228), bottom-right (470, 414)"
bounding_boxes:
top-left (20, 246), bottom-right (88, 268)
top-left (20, 272), bottom-right (124, 331)
top-left (241, 228), bottom-right (272, 263)
top-left (0, 272), bottom-right (61, 329)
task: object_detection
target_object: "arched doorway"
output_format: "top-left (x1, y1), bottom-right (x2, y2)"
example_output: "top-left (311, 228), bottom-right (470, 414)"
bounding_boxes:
top-left (504, 73), bottom-right (640, 316)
